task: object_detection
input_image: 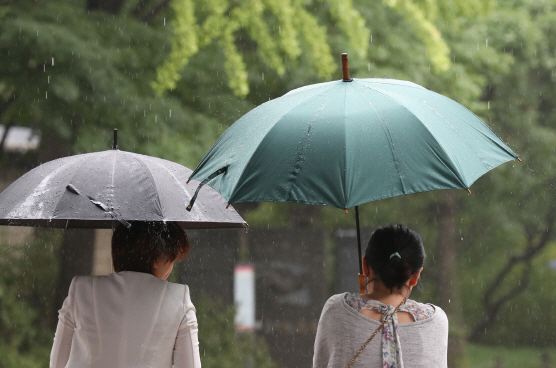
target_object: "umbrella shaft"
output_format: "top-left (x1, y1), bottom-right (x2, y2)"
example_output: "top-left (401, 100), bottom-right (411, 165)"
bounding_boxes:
top-left (355, 206), bottom-right (362, 274)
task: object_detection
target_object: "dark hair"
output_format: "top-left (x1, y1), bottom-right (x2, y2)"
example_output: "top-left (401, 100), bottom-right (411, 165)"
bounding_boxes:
top-left (112, 222), bottom-right (189, 274)
top-left (364, 224), bottom-right (425, 291)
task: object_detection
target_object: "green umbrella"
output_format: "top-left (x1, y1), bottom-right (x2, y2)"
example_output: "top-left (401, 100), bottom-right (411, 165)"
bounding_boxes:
top-left (187, 54), bottom-right (519, 288)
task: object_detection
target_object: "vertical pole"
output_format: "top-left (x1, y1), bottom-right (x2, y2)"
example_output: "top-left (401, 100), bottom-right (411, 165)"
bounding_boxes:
top-left (355, 206), bottom-right (366, 294)
top-left (113, 128), bottom-right (118, 150)
top-left (355, 205), bottom-right (362, 273)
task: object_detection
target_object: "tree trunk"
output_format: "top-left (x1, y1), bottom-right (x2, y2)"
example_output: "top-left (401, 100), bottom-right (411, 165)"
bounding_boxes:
top-left (436, 191), bottom-right (467, 368)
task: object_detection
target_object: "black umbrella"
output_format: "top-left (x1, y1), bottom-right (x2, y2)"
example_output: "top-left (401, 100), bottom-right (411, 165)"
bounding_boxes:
top-left (0, 130), bottom-right (247, 229)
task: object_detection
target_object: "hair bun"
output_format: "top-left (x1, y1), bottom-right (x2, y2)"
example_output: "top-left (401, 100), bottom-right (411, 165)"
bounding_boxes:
top-left (364, 224), bottom-right (425, 291)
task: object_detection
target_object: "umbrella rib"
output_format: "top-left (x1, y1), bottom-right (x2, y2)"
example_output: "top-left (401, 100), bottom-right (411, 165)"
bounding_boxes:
top-left (12, 155), bottom-right (85, 219)
top-left (357, 78), bottom-right (426, 90)
top-left (52, 152), bottom-right (110, 218)
top-left (145, 159), bottom-right (194, 199)
top-left (359, 83), bottom-right (512, 177)
top-left (410, 96), bottom-right (488, 173)
top-left (284, 91), bottom-right (334, 202)
top-left (230, 84), bottom-right (337, 203)
top-left (357, 84), bottom-right (470, 187)
top-left (351, 84), bottom-right (408, 194)
top-left (128, 154), bottom-right (165, 220)
top-left (191, 83), bottom-right (335, 186)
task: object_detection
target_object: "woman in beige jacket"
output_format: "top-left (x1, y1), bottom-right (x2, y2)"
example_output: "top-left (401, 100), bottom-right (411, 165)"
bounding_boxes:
top-left (50, 222), bottom-right (201, 368)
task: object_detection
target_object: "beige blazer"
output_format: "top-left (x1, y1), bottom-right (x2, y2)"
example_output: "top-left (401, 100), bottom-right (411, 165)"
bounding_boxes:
top-left (50, 271), bottom-right (201, 368)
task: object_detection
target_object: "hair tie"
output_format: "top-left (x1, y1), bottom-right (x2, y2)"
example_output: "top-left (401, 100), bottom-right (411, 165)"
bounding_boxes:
top-left (389, 252), bottom-right (401, 260)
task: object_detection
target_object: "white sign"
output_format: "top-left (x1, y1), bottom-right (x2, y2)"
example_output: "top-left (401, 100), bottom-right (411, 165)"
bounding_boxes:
top-left (234, 264), bottom-right (255, 332)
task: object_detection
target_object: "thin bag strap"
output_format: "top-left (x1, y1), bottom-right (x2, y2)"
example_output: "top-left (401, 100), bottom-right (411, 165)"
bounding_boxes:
top-left (346, 298), bottom-right (406, 368)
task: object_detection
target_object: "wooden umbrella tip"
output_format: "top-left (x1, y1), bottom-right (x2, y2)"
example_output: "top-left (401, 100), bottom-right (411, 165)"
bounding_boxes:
top-left (345, 209), bottom-right (348, 214)
top-left (226, 204), bottom-right (230, 209)
top-left (517, 157), bottom-right (522, 162)
top-left (467, 188), bottom-right (472, 194)
top-left (186, 179), bottom-right (190, 184)
top-left (341, 53), bottom-right (351, 81)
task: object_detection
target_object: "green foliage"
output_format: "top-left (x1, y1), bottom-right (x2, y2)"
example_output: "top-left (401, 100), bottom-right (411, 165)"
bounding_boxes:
top-left (195, 295), bottom-right (276, 368)
top-left (455, 0), bottom-right (556, 347)
top-left (322, 0), bottom-right (369, 58)
top-left (0, 230), bottom-right (62, 368)
top-left (151, 0), bottom-right (198, 93)
top-left (0, 0), bottom-right (222, 166)
top-left (155, 0), bottom-right (345, 96)
top-left (467, 343), bottom-right (556, 368)
top-left (382, 0), bottom-right (451, 72)
top-left (155, 0), bottom-right (468, 96)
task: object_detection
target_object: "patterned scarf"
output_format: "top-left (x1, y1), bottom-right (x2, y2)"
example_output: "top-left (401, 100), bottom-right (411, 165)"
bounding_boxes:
top-left (361, 300), bottom-right (406, 368)
top-left (345, 293), bottom-right (435, 368)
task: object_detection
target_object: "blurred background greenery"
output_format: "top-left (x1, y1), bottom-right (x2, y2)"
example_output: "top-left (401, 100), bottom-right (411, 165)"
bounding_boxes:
top-left (2, 0), bottom-right (556, 367)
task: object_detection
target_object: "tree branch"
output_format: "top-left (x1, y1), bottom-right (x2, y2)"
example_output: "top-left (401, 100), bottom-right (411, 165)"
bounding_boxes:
top-left (131, 0), bottom-right (153, 18)
top-left (468, 207), bottom-right (556, 342)
top-left (140, 0), bottom-right (171, 23)
top-left (468, 262), bottom-right (531, 341)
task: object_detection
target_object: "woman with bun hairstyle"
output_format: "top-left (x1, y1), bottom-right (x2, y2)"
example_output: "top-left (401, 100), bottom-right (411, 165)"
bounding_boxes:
top-left (50, 222), bottom-right (201, 368)
top-left (313, 224), bottom-right (448, 368)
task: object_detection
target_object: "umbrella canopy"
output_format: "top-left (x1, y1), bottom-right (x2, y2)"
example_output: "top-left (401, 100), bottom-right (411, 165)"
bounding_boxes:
top-left (0, 148), bottom-right (247, 229)
top-left (187, 54), bottom-right (519, 291)
top-left (188, 78), bottom-right (518, 209)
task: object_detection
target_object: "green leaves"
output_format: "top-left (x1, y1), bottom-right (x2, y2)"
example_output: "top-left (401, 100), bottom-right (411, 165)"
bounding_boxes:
top-left (152, 0), bottom-right (198, 93)
top-left (154, 0), bottom-right (366, 96)
top-left (382, 0), bottom-right (450, 72)
top-left (324, 0), bottom-right (369, 58)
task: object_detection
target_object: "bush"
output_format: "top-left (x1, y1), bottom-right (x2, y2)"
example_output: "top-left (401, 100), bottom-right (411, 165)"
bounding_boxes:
top-left (0, 229), bottom-right (62, 368)
top-left (195, 295), bottom-right (276, 368)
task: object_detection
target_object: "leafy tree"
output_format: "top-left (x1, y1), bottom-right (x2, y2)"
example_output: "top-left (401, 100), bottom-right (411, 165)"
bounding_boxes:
top-left (155, 0), bottom-right (462, 96)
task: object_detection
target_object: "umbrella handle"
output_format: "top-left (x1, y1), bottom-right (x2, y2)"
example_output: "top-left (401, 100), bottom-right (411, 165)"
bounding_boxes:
top-left (358, 273), bottom-right (366, 295)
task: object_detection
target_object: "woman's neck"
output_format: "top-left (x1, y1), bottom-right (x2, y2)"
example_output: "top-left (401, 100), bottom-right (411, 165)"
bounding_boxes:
top-left (362, 281), bottom-right (409, 306)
